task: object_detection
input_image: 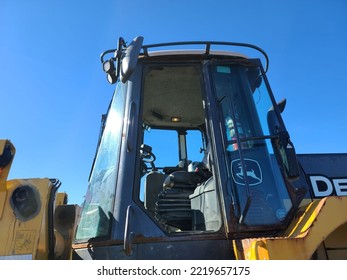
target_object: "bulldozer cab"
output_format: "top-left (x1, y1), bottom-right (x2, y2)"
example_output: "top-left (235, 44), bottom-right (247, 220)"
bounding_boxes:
top-left (72, 37), bottom-right (308, 259)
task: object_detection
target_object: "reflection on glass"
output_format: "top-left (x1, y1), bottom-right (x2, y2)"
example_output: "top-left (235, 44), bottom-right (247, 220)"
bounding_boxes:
top-left (213, 64), bottom-right (292, 227)
top-left (75, 82), bottom-right (127, 240)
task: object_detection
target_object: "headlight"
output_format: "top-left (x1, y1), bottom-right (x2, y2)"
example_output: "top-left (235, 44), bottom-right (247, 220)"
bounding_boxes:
top-left (11, 185), bottom-right (39, 221)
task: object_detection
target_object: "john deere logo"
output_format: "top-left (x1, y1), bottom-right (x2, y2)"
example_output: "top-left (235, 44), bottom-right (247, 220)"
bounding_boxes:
top-left (231, 158), bottom-right (262, 186)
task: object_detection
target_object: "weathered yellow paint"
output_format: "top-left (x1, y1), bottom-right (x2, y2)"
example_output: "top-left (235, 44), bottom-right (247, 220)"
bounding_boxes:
top-left (235, 196), bottom-right (347, 260)
top-left (53, 203), bottom-right (81, 259)
top-left (0, 140), bottom-right (15, 219)
top-left (37, 193), bottom-right (67, 259)
top-left (0, 178), bottom-right (54, 259)
top-left (55, 192), bottom-right (68, 207)
top-left (0, 139), bottom-right (77, 260)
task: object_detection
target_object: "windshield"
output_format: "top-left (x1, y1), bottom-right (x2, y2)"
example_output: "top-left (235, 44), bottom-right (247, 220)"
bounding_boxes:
top-left (75, 81), bottom-right (127, 241)
top-left (212, 62), bottom-right (292, 227)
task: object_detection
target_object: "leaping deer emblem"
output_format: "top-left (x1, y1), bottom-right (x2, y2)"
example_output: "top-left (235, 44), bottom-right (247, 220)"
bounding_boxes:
top-left (236, 163), bottom-right (261, 183)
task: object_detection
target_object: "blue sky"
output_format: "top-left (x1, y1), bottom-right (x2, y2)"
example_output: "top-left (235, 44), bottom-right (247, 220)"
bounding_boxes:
top-left (1, 0), bottom-right (346, 205)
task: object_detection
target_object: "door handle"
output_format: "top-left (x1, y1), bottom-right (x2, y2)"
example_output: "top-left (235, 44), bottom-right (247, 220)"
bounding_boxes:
top-left (124, 205), bottom-right (134, 256)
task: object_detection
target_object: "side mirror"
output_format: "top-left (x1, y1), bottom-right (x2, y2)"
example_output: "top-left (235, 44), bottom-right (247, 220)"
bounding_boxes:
top-left (278, 133), bottom-right (300, 179)
top-left (101, 36), bottom-right (144, 84)
top-left (267, 99), bottom-right (300, 179)
top-left (267, 98), bottom-right (286, 135)
top-left (120, 36), bottom-right (144, 83)
top-left (277, 98), bottom-right (286, 113)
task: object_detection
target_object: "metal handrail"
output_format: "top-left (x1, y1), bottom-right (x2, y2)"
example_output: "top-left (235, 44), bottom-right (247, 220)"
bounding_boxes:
top-left (142, 41), bottom-right (269, 72)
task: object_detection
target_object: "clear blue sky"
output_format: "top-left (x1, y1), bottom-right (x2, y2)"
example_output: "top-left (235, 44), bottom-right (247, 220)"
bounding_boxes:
top-left (1, 0), bottom-right (346, 205)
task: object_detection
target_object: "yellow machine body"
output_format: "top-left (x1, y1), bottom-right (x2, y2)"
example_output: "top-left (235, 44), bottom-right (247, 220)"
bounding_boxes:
top-left (234, 196), bottom-right (347, 260)
top-left (0, 140), bottom-right (79, 260)
top-left (0, 178), bottom-right (56, 259)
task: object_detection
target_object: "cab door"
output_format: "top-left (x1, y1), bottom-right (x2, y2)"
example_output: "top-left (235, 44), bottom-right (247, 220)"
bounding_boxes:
top-left (205, 60), bottom-right (306, 235)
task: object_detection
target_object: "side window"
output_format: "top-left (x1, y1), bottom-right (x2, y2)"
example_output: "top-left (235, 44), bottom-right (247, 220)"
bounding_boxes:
top-left (144, 129), bottom-right (179, 168)
top-left (142, 128), bottom-right (204, 169)
top-left (139, 128), bottom-right (203, 202)
top-left (138, 129), bottom-right (179, 202)
top-left (186, 130), bottom-right (205, 164)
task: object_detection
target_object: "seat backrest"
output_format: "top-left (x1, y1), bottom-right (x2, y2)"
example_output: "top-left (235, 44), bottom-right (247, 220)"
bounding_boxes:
top-left (144, 171), bottom-right (166, 215)
top-left (162, 171), bottom-right (203, 190)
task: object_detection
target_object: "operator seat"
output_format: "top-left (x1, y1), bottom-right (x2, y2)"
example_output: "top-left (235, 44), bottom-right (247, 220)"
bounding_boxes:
top-left (155, 155), bottom-right (211, 231)
top-left (156, 171), bottom-right (201, 230)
